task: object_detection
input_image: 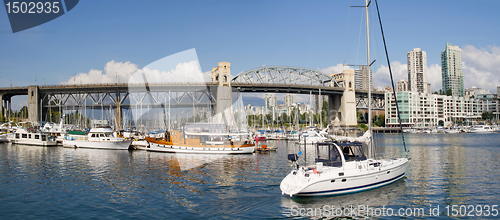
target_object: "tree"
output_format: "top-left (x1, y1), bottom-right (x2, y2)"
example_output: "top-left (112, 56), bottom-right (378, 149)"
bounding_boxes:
top-left (374, 114), bottom-right (385, 127)
top-left (446, 89), bottom-right (452, 96)
top-left (482, 111), bottom-right (494, 121)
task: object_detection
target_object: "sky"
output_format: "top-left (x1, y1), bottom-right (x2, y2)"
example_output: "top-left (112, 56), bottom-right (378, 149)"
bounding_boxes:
top-left (1, 0), bottom-right (500, 109)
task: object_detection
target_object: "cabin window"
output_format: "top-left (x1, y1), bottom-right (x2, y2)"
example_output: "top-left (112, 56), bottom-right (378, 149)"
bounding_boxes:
top-left (342, 179), bottom-right (347, 182)
top-left (16, 133), bottom-right (19, 139)
top-left (22, 134), bottom-right (27, 138)
top-left (41, 135), bottom-right (46, 141)
top-left (91, 134), bottom-right (96, 137)
top-left (100, 134), bottom-right (105, 137)
top-left (35, 135), bottom-right (39, 139)
top-left (28, 134), bottom-right (31, 139)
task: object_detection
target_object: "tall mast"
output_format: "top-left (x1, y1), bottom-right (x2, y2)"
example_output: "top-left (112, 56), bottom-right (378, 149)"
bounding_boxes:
top-left (365, 0), bottom-right (372, 158)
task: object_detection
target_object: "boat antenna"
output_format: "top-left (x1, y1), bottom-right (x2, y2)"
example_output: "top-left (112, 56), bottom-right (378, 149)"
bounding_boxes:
top-left (374, 0), bottom-right (408, 156)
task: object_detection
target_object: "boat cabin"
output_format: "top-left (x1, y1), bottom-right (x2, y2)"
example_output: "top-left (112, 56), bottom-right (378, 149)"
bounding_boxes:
top-left (315, 141), bottom-right (367, 167)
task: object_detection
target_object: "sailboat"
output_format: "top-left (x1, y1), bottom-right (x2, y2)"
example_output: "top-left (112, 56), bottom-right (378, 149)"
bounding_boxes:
top-left (280, 0), bottom-right (409, 197)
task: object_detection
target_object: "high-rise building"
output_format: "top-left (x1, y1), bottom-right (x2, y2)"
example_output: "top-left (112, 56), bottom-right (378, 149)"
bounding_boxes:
top-left (396, 79), bottom-right (409, 92)
top-left (355, 66), bottom-right (372, 90)
top-left (265, 94), bottom-right (277, 110)
top-left (441, 43), bottom-right (464, 97)
top-left (283, 94), bottom-right (295, 108)
top-left (407, 48), bottom-right (428, 93)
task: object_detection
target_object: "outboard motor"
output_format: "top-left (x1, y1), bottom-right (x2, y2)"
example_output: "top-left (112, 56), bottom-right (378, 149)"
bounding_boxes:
top-left (287, 153), bottom-right (300, 169)
top-left (287, 154), bottom-right (299, 162)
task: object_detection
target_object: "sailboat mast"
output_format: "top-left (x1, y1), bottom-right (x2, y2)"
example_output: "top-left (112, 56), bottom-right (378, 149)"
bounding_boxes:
top-left (365, 0), bottom-right (373, 158)
top-left (365, 0), bottom-right (371, 132)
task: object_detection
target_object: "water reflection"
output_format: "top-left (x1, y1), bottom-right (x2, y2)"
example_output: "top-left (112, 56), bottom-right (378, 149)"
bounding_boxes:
top-left (280, 179), bottom-right (408, 218)
top-left (1, 133), bottom-right (500, 219)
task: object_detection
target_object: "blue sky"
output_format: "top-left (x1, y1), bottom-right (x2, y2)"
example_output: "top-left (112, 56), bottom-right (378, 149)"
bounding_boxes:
top-left (1, 0), bottom-right (500, 109)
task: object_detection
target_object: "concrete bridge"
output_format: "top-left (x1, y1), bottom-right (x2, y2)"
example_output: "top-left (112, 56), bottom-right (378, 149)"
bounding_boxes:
top-left (0, 62), bottom-right (385, 128)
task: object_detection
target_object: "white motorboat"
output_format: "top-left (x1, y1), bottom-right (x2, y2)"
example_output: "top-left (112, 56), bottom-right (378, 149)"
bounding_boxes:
top-left (281, 0), bottom-right (409, 197)
top-left (468, 125), bottom-right (495, 133)
top-left (8, 127), bottom-right (58, 146)
top-left (280, 142), bottom-right (408, 196)
top-left (146, 123), bottom-right (255, 154)
top-left (63, 127), bottom-right (132, 150)
top-left (41, 121), bottom-right (66, 144)
top-left (445, 128), bottom-right (460, 133)
top-left (297, 127), bottom-right (329, 145)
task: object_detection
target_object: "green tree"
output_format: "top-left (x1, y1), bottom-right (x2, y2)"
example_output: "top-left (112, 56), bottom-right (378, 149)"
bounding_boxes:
top-left (482, 111), bottom-right (494, 121)
top-left (446, 89), bottom-right (452, 96)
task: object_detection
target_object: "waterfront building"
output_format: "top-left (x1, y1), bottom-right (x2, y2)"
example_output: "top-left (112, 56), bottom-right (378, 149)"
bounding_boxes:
top-left (441, 43), bottom-right (464, 97)
top-left (465, 86), bottom-right (490, 98)
top-left (396, 79), bottom-right (409, 92)
top-left (385, 91), bottom-right (481, 127)
top-left (476, 93), bottom-right (500, 121)
top-left (407, 48), bottom-right (428, 93)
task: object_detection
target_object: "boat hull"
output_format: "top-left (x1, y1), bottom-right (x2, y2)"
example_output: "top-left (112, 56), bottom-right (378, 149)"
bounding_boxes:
top-left (147, 142), bottom-right (255, 154)
top-left (281, 158), bottom-right (408, 197)
top-left (0, 133), bottom-right (8, 142)
top-left (63, 140), bottom-right (132, 150)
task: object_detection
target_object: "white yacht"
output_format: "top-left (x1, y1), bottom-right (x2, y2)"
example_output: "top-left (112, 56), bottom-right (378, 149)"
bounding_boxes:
top-left (280, 142), bottom-right (408, 196)
top-left (8, 127), bottom-right (58, 146)
top-left (281, 0), bottom-right (409, 197)
top-left (0, 127), bottom-right (9, 142)
top-left (63, 126), bottom-right (132, 150)
top-left (469, 125), bottom-right (495, 133)
top-left (297, 127), bottom-right (329, 145)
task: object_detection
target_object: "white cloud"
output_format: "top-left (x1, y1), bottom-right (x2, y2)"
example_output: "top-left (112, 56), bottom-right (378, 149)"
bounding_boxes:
top-left (129, 61), bottom-right (205, 84)
top-left (462, 45), bottom-right (500, 91)
top-left (318, 64), bottom-right (354, 75)
top-left (427, 63), bottom-right (442, 92)
top-left (372, 61), bottom-right (407, 90)
top-left (60, 60), bottom-right (138, 85)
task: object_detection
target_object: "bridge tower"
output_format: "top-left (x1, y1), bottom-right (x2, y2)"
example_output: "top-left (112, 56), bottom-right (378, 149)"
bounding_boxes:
top-left (28, 85), bottom-right (39, 123)
top-left (329, 69), bottom-right (357, 127)
top-left (211, 62), bottom-right (233, 126)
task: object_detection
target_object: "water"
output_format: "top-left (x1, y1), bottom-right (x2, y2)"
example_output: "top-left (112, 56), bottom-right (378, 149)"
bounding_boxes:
top-left (1, 133), bottom-right (499, 219)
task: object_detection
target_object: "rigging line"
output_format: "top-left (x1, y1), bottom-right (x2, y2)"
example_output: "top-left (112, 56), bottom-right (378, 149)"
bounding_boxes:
top-left (355, 9), bottom-right (364, 67)
top-left (374, 0), bottom-right (408, 156)
top-left (343, 0), bottom-right (353, 64)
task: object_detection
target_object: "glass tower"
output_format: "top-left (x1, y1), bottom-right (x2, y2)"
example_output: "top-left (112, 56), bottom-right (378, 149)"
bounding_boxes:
top-left (441, 43), bottom-right (464, 97)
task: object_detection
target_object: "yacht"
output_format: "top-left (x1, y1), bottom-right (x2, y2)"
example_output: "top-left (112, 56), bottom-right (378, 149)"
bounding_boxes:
top-left (62, 126), bottom-right (132, 150)
top-left (281, 0), bottom-right (409, 197)
top-left (469, 125), bottom-right (495, 133)
top-left (8, 127), bottom-right (57, 146)
top-left (297, 127), bottom-right (328, 145)
top-left (280, 141), bottom-right (408, 196)
top-left (146, 123), bottom-right (255, 154)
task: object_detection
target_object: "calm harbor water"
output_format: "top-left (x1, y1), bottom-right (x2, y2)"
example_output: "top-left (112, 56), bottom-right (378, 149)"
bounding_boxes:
top-left (1, 133), bottom-right (500, 219)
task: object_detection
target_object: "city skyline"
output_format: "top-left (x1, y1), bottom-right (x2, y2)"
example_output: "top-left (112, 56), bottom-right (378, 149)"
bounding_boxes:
top-left (1, 1), bottom-right (500, 109)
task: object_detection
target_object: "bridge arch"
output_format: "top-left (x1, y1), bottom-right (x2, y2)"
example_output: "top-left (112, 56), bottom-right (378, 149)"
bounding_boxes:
top-left (231, 66), bottom-right (339, 87)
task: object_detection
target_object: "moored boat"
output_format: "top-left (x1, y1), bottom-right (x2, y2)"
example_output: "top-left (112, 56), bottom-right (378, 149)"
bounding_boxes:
top-left (62, 126), bottom-right (132, 150)
top-left (8, 127), bottom-right (58, 146)
top-left (146, 123), bottom-right (255, 154)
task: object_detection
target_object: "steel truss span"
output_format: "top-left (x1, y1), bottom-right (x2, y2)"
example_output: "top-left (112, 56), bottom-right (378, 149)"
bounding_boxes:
top-left (231, 66), bottom-right (340, 87)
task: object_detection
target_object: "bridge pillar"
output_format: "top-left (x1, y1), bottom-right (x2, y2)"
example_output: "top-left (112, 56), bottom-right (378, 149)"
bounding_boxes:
top-left (328, 94), bottom-right (341, 126)
top-left (28, 85), bottom-right (39, 123)
top-left (0, 93), bottom-right (4, 122)
top-left (328, 70), bottom-right (357, 127)
top-left (340, 70), bottom-right (357, 127)
top-left (212, 62), bottom-right (233, 127)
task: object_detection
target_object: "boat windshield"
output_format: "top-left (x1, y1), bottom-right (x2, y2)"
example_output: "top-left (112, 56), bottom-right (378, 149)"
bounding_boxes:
top-left (315, 142), bottom-right (342, 167)
top-left (338, 142), bottom-right (367, 161)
